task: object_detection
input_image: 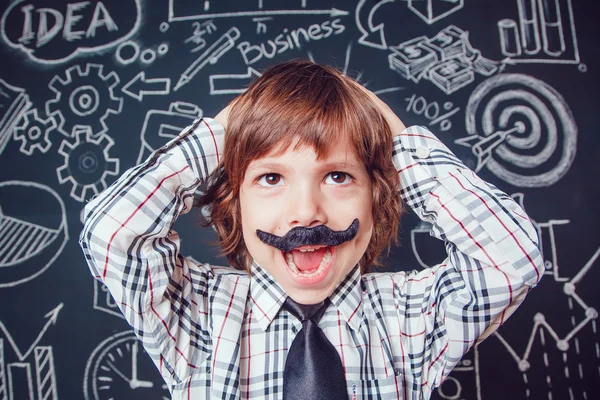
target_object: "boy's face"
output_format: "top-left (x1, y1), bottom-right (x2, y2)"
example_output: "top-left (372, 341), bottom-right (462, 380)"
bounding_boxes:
top-left (239, 138), bottom-right (373, 304)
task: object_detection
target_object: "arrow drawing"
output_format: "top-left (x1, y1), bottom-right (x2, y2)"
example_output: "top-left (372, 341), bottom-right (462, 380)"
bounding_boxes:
top-left (209, 67), bottom-right (262, 95)
top-left (356, 0), bottom-right (393, 50)
top-left (168, 4), bottom-right (348, 22)
top-left (122, 72), bottom-right (171, 102)
top-left (0, 304), bottom-right (63, 361)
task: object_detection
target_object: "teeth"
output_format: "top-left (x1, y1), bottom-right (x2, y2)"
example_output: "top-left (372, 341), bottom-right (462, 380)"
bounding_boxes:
top-left (296, 245), bottom-right (325, 253)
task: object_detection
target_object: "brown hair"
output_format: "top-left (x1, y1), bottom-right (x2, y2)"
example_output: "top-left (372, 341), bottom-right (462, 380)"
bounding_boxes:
top-left (197, 60), bottom-right (403, 272)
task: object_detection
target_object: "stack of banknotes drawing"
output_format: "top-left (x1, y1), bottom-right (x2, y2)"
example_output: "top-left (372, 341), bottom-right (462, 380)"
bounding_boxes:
top-left (389, 25), bottom-right (499, 94)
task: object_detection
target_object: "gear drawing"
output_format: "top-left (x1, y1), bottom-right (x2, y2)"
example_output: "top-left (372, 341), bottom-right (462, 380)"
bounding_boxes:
top-left (46, 64), bottom-right (123, 137)
top-left (57, 127), bottom-right (119, 202)
top-left (13, 109), bottom-right (56, 155)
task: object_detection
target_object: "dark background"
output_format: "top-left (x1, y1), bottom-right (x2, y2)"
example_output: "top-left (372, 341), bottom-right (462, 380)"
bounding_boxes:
top-left (0, 0), bottom-right (598, 399)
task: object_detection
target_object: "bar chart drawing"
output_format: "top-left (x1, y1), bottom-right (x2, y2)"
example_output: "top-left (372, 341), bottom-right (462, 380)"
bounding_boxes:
top-left (0, 307), bottom-right (62, 400)
top-left (498, 0), bottom-right (580, 66)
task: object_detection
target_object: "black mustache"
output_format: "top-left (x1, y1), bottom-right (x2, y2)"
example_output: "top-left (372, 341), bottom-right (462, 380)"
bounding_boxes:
top-left (256, 219), bottom-right (359, 252)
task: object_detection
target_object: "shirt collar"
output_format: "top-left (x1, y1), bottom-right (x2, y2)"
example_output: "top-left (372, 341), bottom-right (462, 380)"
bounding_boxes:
top-left (249, 262), bottom-right (364, 332)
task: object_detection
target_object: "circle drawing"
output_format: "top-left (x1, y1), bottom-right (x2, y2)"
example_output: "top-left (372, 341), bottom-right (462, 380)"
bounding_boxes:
top-left (157, 43), bottom-right (169, 55)
top-left (116, 41), bottom-right (140, 65)
top-left (465, 74), bottom-right (577, 187)
top-left (140, 49), bottom-right (156, 64)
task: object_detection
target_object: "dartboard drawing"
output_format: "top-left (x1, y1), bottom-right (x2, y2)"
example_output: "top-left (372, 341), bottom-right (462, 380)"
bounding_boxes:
top-left (459, 73), bottom-right (577, 188)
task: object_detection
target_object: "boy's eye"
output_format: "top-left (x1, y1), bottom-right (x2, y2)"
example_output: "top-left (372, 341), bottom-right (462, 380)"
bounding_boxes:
top-left (257, 173), bottom-right (283, 186)
top-left (325, 172), bottom-right (351, 185)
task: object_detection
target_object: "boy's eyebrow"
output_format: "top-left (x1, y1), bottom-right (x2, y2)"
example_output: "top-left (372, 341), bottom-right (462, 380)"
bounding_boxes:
top-left (246, 159), bottom-right (364, 173)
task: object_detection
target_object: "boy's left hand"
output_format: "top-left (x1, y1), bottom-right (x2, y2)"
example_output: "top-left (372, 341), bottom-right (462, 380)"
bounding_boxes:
top-left (345, 78), bottom-right (406, 137)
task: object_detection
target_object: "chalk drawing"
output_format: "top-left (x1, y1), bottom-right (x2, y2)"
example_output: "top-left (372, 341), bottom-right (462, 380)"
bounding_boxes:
top-left (174, 27), bottom-right (241, 91)
top-left (159, 22), bottom-right (169, 33)
top-left (115, 41), bottom-right (140, 65)
top-left (494, 247), bottom-right (599, 368)
top-left (139, 49), bottom-right (156, 64)
top-left (436, 350), bottom-right (482, 400)
top-left (408, 0), bottom-right (464, 25)
top-left (168, 0), bottom-right (348, 22)
top-left (0, 79), bottom-right (31, 156)
top-left (355, 0), bottom-right (393, 50)
top-left (1, 0), bottom-right (142, 64)
top-left (157, 43), bottom-right (169, 55)
top-left (136, 102), bottom-right (203, 164)
top-left (404, 94), bottom-right (460, 132)
top-left (122, 72), bottom-right (171, 102)
top-left (487, 194), bottom-right (599, 399)
top-left (93, 280), bottom-right (124, 320)
top-left (184, 20), bottom-right (217, 53)
top-left (0, 182), bottom-right (68, 288)
top-left (237, 20), bottom-right (345, 65)
top-left (459, 73), bottom-right (577, 187)
top-left (13, 109), bottom-right (56, 156)
top-left (34, 347), bottom-right (58, 400)
top-left (499, 0), bottom-right (581, 67)
top-left (84, 331), bottom-right (170, 400)
top-left (389, 26), bottom-right (498, 95)
top-left (46, 64), bottom-right (123, 137)
top-left (253, 17), bottom-right (272, 35)
top-left (0, 305), bottom-right (62, 362)
top-left (57, 126), bottom-right (119, 202)
top-left (209, 67), bottom-right (261, 95)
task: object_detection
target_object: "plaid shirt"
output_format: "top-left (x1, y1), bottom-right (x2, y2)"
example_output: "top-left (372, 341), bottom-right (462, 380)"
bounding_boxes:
top-left (80, 118), bottom-right (544, 399)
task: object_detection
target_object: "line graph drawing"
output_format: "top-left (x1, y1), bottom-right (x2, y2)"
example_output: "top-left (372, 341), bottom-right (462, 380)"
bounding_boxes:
top-left (494, 247), bottom-right (599, 370)
top-left (484, 194), bottom-right (600, 399)
top-left (458, 73), bottom-right (577, 187)
top-left (0, 181), bottom-right (68, 288)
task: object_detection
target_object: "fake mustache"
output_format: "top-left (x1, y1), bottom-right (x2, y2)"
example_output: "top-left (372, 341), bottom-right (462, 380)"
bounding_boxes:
top-left (256, 219), bottom-right (359, 252)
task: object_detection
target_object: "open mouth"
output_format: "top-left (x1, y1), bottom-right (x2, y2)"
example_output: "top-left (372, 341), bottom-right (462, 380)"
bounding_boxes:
top-left (282, 245), bottom-right (335, 284)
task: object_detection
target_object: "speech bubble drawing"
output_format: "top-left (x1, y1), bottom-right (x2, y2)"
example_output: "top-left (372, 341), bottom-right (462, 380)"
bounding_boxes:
top-left (1, 0), bottom-right (141, 64)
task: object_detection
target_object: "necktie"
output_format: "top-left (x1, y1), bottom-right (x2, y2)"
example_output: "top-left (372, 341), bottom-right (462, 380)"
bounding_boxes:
top-left (282, 297), bottom-right (348, 400)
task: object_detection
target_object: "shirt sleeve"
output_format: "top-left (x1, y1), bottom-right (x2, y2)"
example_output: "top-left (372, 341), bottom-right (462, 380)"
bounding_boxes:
top-left (79, 117), bottom-right (224, 385)
top-left (391, 125), bottom-right (544, 391)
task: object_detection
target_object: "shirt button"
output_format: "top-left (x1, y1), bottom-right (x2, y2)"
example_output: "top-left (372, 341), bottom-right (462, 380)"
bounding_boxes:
top-left (415, 146), bottom-right (430, 159)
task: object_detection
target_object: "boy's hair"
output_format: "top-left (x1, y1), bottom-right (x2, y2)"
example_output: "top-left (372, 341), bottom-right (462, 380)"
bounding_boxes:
top-left (198, 60), bottom-right (403, 272)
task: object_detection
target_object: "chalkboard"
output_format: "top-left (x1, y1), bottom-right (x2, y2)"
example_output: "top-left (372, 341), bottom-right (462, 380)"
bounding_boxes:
top-left (0, 0), bottom-right (598, 399)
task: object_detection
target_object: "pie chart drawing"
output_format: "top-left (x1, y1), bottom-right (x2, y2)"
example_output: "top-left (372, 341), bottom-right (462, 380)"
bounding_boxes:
top-left (0, 181), bottom-right (68, 288)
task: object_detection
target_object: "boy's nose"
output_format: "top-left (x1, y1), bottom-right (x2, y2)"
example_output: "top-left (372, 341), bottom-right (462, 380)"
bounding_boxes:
top-left (286, 184), bottom-right (326, 229)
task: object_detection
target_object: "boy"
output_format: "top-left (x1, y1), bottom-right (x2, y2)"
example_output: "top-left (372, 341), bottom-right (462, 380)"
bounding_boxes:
top-left (80, 61), bottom-right (543, 399)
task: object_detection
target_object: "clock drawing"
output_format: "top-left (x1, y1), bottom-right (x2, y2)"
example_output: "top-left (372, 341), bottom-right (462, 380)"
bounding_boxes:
top-left (84, 331), bottom-right (170, 399)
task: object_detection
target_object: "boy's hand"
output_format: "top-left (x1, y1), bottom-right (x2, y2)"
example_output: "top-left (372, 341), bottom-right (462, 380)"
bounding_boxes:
top-left (346, 79), bottom-right (406, 137)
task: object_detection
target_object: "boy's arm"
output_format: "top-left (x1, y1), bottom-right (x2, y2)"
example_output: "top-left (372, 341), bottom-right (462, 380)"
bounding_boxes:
top-left (79, 117), bottom-right (224, 385)
top-left (392, 125), bottom-right (544, 390)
